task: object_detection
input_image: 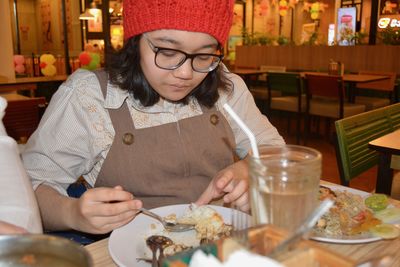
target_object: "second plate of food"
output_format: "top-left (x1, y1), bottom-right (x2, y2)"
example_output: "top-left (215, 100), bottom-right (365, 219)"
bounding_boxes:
top-left (311, 184), bottom-right (400, 244)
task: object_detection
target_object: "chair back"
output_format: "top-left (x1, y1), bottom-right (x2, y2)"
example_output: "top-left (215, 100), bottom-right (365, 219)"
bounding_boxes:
top-left (305, 74), bottom-right (344, 99)
top-left (260, 65), bottom-right (286, 72)
top-left (357, 71), bottom-right (396, 92)
top-left (258, 65), bottom-right (286, 81)
top-left (267, 72), bottom-right (302, 96)
top-left (335, 106), bottom-right (393, 185)
top-left (2, 97), bottom-right (46, 142)
top-left (267, 72), bottom-right (303, 144)
top-left (388, 102), bottom-right (400, 130)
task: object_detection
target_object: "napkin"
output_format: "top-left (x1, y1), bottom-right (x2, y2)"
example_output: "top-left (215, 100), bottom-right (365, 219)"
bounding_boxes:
top-left (0, 136), bottom-right (43, 233)
top-left (189, 249), bottom-right (284, 267)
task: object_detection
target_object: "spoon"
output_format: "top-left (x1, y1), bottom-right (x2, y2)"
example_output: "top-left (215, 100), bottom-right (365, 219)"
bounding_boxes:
top-left (157, 237), bottom-right (173, 266)
top-left (146, 236), bottom-right (160, 267)
top-left (267, 199), bottom-right (334, 259)
top-left (146, 235), bottom-right (173, 267)
top-left (140, 208), bottom-right (195, 232)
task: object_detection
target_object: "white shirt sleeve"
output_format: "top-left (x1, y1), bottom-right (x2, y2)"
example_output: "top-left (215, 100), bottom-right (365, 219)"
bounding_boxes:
top-left (219, 71), bottom-right (285, 158)
top-left (22, 70), bottom-right (113, 195)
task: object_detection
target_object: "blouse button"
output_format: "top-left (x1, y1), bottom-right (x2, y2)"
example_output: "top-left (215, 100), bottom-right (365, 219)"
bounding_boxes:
top-left (122, 133), bottom-right (134, 145)
top-left (210, 114), bottom-right (219, 125)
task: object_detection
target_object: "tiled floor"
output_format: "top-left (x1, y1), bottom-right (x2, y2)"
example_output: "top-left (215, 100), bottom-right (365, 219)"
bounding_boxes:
top-left (268, 112), bottom-right (377, 193)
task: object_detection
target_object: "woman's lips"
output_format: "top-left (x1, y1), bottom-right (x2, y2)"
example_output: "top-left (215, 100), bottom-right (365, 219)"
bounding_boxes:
top-left (169, 84), bottom-right (191, 90)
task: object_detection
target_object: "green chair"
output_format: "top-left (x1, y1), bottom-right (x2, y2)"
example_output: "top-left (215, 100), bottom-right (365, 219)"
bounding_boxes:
top-left (387, 102), bottom-right (400, 130)
top-left (266, 72), bottom-right (305, 144)
top-left (335, 107), bottom-right (393, 186)
top-left (249, 66), bottom-right (286, 114)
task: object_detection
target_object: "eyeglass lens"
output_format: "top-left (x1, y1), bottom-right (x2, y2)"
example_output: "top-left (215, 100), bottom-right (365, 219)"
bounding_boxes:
top-left (155, 50), bottom-right (221, 72)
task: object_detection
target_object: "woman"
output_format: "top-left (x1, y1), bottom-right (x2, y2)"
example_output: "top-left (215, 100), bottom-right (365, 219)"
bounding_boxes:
top-left (22, 0), bottom-right (284, 234)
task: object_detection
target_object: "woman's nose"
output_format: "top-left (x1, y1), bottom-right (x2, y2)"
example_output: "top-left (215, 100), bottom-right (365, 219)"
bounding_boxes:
top-left (172, 59), bottom-right (193, 79)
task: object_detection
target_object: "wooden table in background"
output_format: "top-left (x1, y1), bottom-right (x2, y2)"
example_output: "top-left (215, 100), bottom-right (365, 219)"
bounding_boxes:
top-left (369, 130), bottom-right (400, 194)
top-left (0, 93), bottom-right (31, 101)
top-left (232, 68), bottom-right (269, 86)
top-left (85, 182), bottom-right (400, 267)
top-left (0, 75), bottom-right (67, 96)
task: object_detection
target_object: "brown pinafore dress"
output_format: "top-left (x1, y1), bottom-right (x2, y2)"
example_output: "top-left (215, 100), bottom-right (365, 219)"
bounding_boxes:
top-left (93, 70), bottom-right (235, 209)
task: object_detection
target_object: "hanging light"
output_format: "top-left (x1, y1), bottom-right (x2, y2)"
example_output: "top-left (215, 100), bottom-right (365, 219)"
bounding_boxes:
top-left (79, 1), bottom-right (99, 20)
top-left (79, 9), bottom-right (95, 20)
top-left (89, 1), bottom-right (101, 15)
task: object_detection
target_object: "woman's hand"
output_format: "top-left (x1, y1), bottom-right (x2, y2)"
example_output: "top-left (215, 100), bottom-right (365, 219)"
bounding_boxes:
top-left (195, 160), bottom-right (250, 212)
top-left (0, 221), bottom-right (28, 234)
top-left (71, 185), bottom-right (142, 234)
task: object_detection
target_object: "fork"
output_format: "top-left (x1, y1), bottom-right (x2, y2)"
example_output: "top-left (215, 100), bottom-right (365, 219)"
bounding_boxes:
top-left (231, 205), bottom-right (250, 247)
top-left (140, 208), bottom-right (195, 232)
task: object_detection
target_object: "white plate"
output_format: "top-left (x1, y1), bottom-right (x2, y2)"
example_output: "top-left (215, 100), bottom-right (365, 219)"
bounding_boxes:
top-left (108, 204), bottom-right (245, 267)
top-left (310, 184), bottom-right (396, 244)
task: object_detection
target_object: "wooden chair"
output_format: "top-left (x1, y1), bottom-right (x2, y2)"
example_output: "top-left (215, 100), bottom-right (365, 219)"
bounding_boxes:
top-left (257, 65), bottom-right (287, 82)
top-left (355, 71), bottom-right (397, 111)
top-left (335, 107), bottom-right (393, 186)
top-left (2, 97), bottom-right (46, 142)
top-left (304, 74), bottom-right (366, 144)
top-left (249, 66), bottom-right (286, 113)
top-left (387, 102), bottom-right (400, 130)
top-left (267, 72), bottom-right (304, 144)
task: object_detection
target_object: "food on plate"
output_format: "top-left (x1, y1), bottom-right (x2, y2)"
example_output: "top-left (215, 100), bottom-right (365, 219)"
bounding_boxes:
top-left (163, 243), bottom-right (192, 256)
top-left (177, 205), bottom-right (232, 241)
top-left (319, 186), bottom-right (336, 200)
top-left (146, 235), bottom-right (191, 258)
top-left (315, 186), bottom-right (382, 237)
top-left (20, 254), bottom-right (36, 265)
top-left (374, 207), bottom-right (400, 223)
top-left (164, 213), bottom-right (178, 224)
top-left (369, 224), bottom-right (400, 239)
top-left (144, 205), bottom-right (232, 261)
top-left (364, 194), bottom-right (389, 211)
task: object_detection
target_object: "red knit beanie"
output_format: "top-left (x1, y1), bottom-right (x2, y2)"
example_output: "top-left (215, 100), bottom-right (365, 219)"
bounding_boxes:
top-left (123, 0), bottom-right (234, 45)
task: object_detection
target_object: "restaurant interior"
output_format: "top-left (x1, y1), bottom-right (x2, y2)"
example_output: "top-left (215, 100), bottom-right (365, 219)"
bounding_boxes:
top-left (1, 0), bottom-right (400, 266)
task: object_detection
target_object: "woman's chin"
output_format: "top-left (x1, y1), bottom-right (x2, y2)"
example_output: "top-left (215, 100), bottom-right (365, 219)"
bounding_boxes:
top-left (161, 94), bottom-right (189, 103)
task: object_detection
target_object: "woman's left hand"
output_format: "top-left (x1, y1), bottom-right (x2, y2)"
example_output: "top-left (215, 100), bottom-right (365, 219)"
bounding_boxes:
top-left (195, 159), bottom-right (250, 212)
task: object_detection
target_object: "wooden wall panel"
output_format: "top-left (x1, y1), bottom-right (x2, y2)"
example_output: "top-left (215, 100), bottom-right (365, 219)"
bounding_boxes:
top-left (235, 45), bottom-right (400, 75)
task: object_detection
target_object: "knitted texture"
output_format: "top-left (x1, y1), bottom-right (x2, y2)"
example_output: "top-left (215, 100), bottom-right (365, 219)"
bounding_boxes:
top-left (123, 0), bottom-right (234, 45)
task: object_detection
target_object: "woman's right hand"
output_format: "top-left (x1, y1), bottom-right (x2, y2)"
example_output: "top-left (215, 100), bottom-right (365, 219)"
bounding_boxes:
top-left (71, 185), bottom-right (142, 234)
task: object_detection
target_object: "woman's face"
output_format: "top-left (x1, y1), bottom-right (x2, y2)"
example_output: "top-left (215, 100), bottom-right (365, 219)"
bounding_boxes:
top-left (139, 30), bottom-right (219, 102)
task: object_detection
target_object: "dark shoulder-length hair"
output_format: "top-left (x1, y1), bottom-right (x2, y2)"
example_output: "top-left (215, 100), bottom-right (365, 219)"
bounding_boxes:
top-left (105, 35), bottom-right (233, 107)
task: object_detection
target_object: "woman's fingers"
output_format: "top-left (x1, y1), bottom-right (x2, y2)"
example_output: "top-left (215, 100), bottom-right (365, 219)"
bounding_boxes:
top-left (83, 187), bottom-right (134, 203)
top-left (95, 199), bottom-right (142, 217)
top-left (217, 171), bottom-right (234, 192)
top-left (100, 215), bottom-right (137, 233)
top-left (88, 209), bottom-right (139, 234)
top-left (73, 186), bottom-right (144, 233)
top-left (223, 179), bottom-right (248, 202)
top-left (232, 192), bottom-right (250, 212)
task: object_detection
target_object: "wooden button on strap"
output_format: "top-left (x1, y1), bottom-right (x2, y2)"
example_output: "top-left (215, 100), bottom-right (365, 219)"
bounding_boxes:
top-left (210, 114), bottom-right (219, 125)
top-left (122, 133), bottom-right (134, 145)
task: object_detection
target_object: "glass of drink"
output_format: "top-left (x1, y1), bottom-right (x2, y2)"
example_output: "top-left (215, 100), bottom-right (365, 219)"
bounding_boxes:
top-left (248, 145), bottom-right (321, 232)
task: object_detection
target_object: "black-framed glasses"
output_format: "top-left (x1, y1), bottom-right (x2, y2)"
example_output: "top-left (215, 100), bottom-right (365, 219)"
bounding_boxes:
top-left (143, 34), bottom-right (223, 73)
